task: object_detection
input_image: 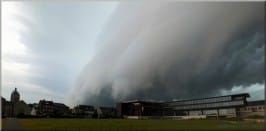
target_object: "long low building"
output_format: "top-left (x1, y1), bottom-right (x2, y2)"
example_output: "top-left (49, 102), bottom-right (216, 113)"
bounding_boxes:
top-left (116, 93), bottom-right (264, 119)
top-left (239, 100), bottom-right (265, 118)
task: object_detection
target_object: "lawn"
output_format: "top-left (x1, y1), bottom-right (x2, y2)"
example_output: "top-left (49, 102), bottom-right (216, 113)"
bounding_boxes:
top-left (18, 118), bottom-right (264, 130)
top-left (1, 119), bottom-right (5, 129)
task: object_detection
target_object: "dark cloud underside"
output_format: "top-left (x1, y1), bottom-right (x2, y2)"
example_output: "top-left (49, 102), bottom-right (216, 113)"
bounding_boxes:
top-left (69, 2), bottom-right (264, 106)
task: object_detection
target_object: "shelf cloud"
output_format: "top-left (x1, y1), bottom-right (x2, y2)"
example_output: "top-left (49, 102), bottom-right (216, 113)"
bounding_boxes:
top-left (68, 2), bottom-right (264, 106)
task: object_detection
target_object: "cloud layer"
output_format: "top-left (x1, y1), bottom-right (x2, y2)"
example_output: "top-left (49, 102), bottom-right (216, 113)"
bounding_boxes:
top-left (2, 1), bottom-right (118, 103)
top-left (3, 2), bottom-right (264, 106)
top-left (68, 2), bottom-right (264, 106)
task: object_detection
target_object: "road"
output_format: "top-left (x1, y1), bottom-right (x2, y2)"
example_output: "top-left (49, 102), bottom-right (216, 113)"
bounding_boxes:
top-left (2, 118), bottom-right (23, 131)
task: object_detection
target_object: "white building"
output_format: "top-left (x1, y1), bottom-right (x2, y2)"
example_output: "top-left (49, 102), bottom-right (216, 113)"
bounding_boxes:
top-left (240, 100), bottom-right (264, 118)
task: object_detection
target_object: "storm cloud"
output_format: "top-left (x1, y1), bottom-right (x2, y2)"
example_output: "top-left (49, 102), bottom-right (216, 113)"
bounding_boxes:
top-left (2, 1), bottom-right (118, 103)
top-left (67, 2), bottom-right (265, 106)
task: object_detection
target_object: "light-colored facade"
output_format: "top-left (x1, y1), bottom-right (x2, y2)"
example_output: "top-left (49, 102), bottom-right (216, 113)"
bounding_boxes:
top-left (239, 100), bottom-right (264, 118)
top-left (117, 93), bottom-right (265, 119)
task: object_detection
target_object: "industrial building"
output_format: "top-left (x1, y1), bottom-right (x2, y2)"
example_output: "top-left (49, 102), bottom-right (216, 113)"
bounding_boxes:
top-left (239, 100), bottom-right (265, 118)
top-left (116, 93), bottom-right (264, 119)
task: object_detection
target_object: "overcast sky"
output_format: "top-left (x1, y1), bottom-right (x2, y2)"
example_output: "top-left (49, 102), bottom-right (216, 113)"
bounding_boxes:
top-left (2, 1), bottom-right (264, 107)
top-left (2, 1), bottom-right (118, 104)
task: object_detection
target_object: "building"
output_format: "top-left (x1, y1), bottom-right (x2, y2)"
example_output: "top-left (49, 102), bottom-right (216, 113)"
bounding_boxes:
top-left (54, 103), bottom-right (70, 117)
top-left (30, 107), bottom-right (37, 116)
top-left (2, 88), bottom-right (31, 117)
top-left (13, 100), bottom-right (31, 117)
top-left (1, 97), bottom-right (6, 117)
top-left (239, 100), bottom-right (265, 118)
top-left (116, 100), bottom-right (162, 118)
top-left (38, 100), bottom-right (54, 117)
top-left (11, 88), bottom-right (20, 103)
top-left (28, 103), bottom-right (39, 116)
top-left (72, 105), bottom-right (96, 118)
top-left (35, 100), bottom-right (70, 117)
top-left (117, 93), bottom-right (255, 119)
top-left (96, 107), bottom-right (117, 118)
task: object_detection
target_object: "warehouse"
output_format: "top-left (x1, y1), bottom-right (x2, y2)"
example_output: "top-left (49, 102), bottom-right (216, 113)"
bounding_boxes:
top-left (239, 100), bottom-right (265, 118)
top-left (116, 93), bottom-right (262, 119)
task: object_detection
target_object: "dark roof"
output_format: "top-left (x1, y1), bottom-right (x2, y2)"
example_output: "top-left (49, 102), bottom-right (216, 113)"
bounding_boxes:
top-left (121, 100), bottom-right (161, 104)
top-left (164, 93), bottom-right (250, 104)
top-left (121, 93), bottom-right (250, 104)
top-left (231, 93), bottom-right (250, 98)
top-left (39, 100), bottom-right (54, 105)
top-left (54, 103), bottom-right (69, 108)
top-left (247, 100), bottom-right (265, 106)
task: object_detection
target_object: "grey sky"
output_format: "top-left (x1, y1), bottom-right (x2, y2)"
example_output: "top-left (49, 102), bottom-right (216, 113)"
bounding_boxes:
top-left (2, 1), bottom-right (264, 107)
top-left (2, 1), bottom-right (118, 104)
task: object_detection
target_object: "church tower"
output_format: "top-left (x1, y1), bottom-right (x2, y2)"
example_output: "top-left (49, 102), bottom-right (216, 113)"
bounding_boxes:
top-left (11, 87), bottom-right (20, 103)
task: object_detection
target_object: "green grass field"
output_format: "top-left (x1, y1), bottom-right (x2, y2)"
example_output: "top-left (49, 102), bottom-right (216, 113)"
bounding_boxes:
top-left (17, 118), bottom-right (264, 130)
top-left (1, 119), bottom-right (5, 128)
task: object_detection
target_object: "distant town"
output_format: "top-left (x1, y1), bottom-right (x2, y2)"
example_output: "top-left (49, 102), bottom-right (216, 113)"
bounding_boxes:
top-left (1, 88), bottom-right (265, 119)
top-left (2, 88), bottom-right (116, 118)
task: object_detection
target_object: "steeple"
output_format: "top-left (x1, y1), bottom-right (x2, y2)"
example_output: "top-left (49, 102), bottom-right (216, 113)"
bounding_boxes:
top-left (11, 87), bottom-right (20, 103)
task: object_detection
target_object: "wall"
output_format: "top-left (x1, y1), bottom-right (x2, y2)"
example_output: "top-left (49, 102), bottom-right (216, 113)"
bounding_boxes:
top-left (240, 105), bottom-right (264, 117)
